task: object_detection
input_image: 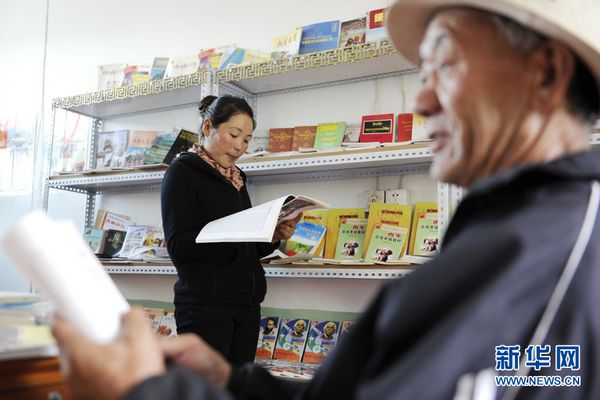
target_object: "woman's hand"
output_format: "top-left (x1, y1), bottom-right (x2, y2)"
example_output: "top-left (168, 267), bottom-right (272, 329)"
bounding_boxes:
top-left (272, 214), bottom-right (302, 243)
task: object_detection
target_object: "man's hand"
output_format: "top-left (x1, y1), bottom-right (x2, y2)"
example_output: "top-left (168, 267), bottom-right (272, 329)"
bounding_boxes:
top-left (52, 307), bottom-right (166, 400)
top-left (272, 214), bottom-right (302, 243)
top-left (160, 333), bottom-right (232, 389)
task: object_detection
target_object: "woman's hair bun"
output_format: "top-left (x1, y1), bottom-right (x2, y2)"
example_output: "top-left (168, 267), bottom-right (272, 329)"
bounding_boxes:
top-left (199, 95), bottom-right (218, 113)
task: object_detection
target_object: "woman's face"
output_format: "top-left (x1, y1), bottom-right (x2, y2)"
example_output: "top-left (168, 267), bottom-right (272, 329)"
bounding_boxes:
top-left (202, 113), bottom-right (253, 168)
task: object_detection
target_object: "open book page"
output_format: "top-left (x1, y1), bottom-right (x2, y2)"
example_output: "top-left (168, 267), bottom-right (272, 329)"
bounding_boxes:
top-left (196, 195), bottom-right (329, 243)
top-left (1, 211), bottom-right (130, 343)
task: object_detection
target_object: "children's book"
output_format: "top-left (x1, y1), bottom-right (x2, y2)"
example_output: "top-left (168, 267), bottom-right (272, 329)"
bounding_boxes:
top-left (96, 130), bottom-right (129, 169)
top-left (94, 209), bottom-right (131, 231)
top-left (83, 227), bottom-right (105, 254)
top-left (256, 316), bottom-right (280, 359)
top-left (123, 130), bottom-right (159, 167)
top-left (164, 55), bottom-right (199, 79)
top-left (122, 65), bottom-right (150, 86)
top-left (157, 311), bottom-right (177, 337)
top-left (364, 202), bottom-right (412, 258)
top-left (273, 318), bottom-right (310, 362)
top-left (268, 128), bottom-right (294, 153)
top-left (118, 226), bottom-right (147, 258)
top-left (366, 8), bottom-right (387, 43)
top-left (220, 48), bottom-right (270, 69)
top-left (291, 126), bottom-right (317, 151)
top-left (149, 57), bottom-right (169, 81)
top-left (324, 208), bottom-right (366, 259)
top-left (339, 17), bottom-right (367, 47)
top-left (299, 20), bottom-right (340, 55)
top-left (97, 63), bottom-right (126, 91)
top-left (302, 320), bottom-right (340, 364)
top-left (314, 122), bottom-right (346, 149)
top-left (98, 229), bottom-right (127, 258)
top-left (143, 132), bottom-right (178, 165)
top-left (196, 195), bottom-right (329, 243)
top-left (408, 202), bottom-right (438, 255)
top-left (163, 129), bottom-right (199, 165)
top-left (359, 113), bottom-right (394, 143)
top-left (271, 27), bottom-right (302, 60)
top-left (334, 218), bottom-right (367, 260)
top-left (198, 48), bottom-right (216, 69)
top-left (284, 221), bottom-right (327, 256)
top-left (300, 210), bottom-right (329, 257)
top-left (365, 225), bottom-right (409, 263)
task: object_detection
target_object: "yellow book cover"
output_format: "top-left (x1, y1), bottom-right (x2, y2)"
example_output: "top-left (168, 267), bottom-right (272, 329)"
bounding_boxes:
top-left (409, 201), bottom-right (439, 255)
top-left (363, 202), bottom-right (412, 258)
top-left (324, 208), bottom-right (365, 259)
top-left (301, 209), bottom-right (329, 256)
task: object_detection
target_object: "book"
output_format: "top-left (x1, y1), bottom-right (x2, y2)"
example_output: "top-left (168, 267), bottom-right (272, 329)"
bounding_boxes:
top-left (0, 291), bottom-right (44, 306)
top-left (364, 202), bottom-right (412, 258)
top-left (291, 126), bottom-right (317, 151)
top-left (339, 17), bottom-right (366, 47)
top-left (118, 226), bottom-right (164, 259)
top-left (340, 320), bottom-right (353, 340)
top-left (302, 320), bottom-right (340, 364)
top-left (163, 129), bottom-right (199, 165)
top-left (96, 130), bottom-right (129, 169)
top-left (408, 202), bottom-right (439, 255)
top-left (411, 212), bottom-right (439, 256)
top-left (334, 218), bottom-right (367, 260)
top-left (51, 109), bottom-right (90, 174)
top-left (360, 113), bottom-right (394, 143)
top-left (411, 113), bottom-right (429, 142)
top-left (143, 307), bottom-right (164, 333)
top-left (256, 316), bottom-right (280, 359)
top-left (98, 229), bottom-right (127, 258)
top-left (366, 8), bottom-right (387, 43)
top-left (157, 311), bottom-right (177, 337)
top-left (300, 209), bottom-right (329, 256)
top-left (299, 20), bottom-right (341, 55)
top-left (342, 124), bottom-right (361, 144)
top-left (284, 221), bottom-right (327, 256)
top-left (314, 122), bottom-right (346, 149)
top-left (164, 55), bottom-right (199, 79)
top-left (365, 225), bottom-right (409, 263)
top-left (219, 48), bottom-right (271, 69)
top-left (94, 209), bottom-right (131, 231)
top-left (246, 134), bottom-right (269, 154)
top-left (267, 128), bottom-right (294, 153)
top-left (397, 113), bottom-right (413, 142)
top-left (122, 65), bottom-right (150, 86)
top-left (196, 195), bottom-right (329, 243)
top-left (123, 130), bottom-right (159, 167)
top-left (324, 208), bottom-right (366, 259)
top-left (149, 57), bottom-right (169, 81)
top-left (97, 63), bottom-right (126, 91)
top-left (1, 211), bottom-right (130, 343)
top-left (271, 27), bottom-right (302, 60)
top-left (273, 318), bottom-right (309, 362)
top-left (83, 227), bottom-right (105, 254)
top-left (142, 132), bottom-right (178, 165)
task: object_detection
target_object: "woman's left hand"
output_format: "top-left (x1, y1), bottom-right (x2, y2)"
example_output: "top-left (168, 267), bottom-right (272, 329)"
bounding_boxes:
top-left (272, 214), bottom-right (302, 243)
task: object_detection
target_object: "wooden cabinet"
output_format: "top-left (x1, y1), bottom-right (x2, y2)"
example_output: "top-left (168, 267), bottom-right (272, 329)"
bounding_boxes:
top-left (0, 357), bottom-right (69, 400)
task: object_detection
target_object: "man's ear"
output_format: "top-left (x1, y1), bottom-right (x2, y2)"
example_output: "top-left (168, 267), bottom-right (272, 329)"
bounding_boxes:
top-left (530, 40), bottom-right (575, 112)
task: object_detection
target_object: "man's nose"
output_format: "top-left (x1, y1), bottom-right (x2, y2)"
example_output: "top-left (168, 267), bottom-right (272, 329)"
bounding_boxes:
top-left (413, 82), bottom-right (441, 117)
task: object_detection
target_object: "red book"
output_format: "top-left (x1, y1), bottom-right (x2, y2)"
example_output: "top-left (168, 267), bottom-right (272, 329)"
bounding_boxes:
top-left (397, 113), bottom-right (413, 142)
top-left (359, 113), bottom-right (394, 143)
top-left (268, 128), bottom-right (294, 152)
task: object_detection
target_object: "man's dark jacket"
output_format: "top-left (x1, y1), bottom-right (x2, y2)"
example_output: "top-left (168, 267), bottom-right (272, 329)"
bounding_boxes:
top-left (131, 151), bottom-right (600, 399)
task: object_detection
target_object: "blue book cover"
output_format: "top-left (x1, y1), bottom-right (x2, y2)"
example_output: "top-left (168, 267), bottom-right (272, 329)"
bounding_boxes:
top-left (299, 20), bottom-right (340, 55)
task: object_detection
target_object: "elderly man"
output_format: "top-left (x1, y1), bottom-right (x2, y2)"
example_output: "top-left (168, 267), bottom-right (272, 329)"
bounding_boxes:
top-left (54, 0), bottom-right (600, 399)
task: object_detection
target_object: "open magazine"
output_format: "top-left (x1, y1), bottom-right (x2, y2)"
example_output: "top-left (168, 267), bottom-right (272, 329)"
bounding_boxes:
top-left (1, 211), bottom-right (130, 343)
top-left (196, 195), bottom-right (329, 243)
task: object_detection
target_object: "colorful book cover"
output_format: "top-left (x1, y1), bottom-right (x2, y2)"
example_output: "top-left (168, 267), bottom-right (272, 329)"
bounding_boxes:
top-left (208, 45), bottom-right (237, 70)
top-left (334, 219), bottom-right (367, 260)
top-left (149, 57), bottom-right (169, 81)
top-left (163, 129), bottom-right (199, 165)
top-left (291, 125), bottom-right (317, 151)
top-left (360, 113), bottom-right (394, 143)
top-left (300, 210), bottom-right (329, 256)
top-left (164, 55), bottom-right (199, 79)
top-left (256, 316), bottom-right (280, 359)
top-left (411, 113), bottom-right (429, 142)
top-left (268, 128), bottom-right (294, 152)
top-left (122, 65), bottom-right (150, 86)
top-left (198, 48), bottom-right (216, 68)
top-left (94, 209), bottom-right (130, 231)
top-left (52, 110), bottom-right (89, 173)
top-left (143, 132), bottom-right (178, 164)
top-left (123, 130), bottom-right (159, 167)
top-left (143, 307), bottom-right (164, 333)
top-left (273, 318), bottom-right (310, 362)
top-left (365, 225), bottom-right (409, 262)
top-left (118, 226), bottom-right (148, 258)
top-left (157, 311), bottom-right (177, 336)
top-left (302, 320), bottom-right (340, 364)
top-left (397, 113), bottom-right (413, 142)
top-left (364, 202), bottom-right (412, 258)
top-left (413, 214), bottom-right (439, 257)
top-left (271, 27), bottom-right (302, 60)
top-left (314, 122), bottom-right (346, 149)
top-left (299, 20), bottom-right (341, 55)
top-left (324, 208), bottom-right (365, 259)
top-left (339, 17), bottom-right (366, 47)
top-left (98, 229), bottom-right (127, 258)
top-left (97, 63), bottom-right (126, 91)
top-left (366, 8), bottom-right (387, 43)
top-left (96, 130), bottom-right (129, 169)
top-left (83, 227), bottom-right (105, 254)
top-left (143, 226), bottom-right (165, 248)
top-left (285, 221), bottom-right (327, 256)
top-left (343, 124), bottom-right (361, 144)
top-left (340, 320), bottom-right (353, 340)
top-left (408, 202), bottom-right (438, 255)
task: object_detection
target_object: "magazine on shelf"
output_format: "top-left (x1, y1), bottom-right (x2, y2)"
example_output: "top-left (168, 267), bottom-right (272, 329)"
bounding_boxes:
top-left (0, 211), bottom-right (130, 343)
top-left (196, 195), bottom-right (329, 243)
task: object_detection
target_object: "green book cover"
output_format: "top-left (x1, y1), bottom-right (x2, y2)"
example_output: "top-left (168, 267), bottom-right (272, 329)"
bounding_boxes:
top-left (314, 121), bottom-right (346, 149)
top-left (364, 225), bottom-right (408, 262)
top-left (413, 215), bottom-right (439, 256)
top-left (143, 132), bottom-right (177, 164)
top-left (334, 219), bottom-right (367, 260)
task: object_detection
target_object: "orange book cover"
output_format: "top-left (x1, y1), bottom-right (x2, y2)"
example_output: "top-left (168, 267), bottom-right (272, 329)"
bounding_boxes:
top-left (268, 128), bottom-right (294, 152)
top-left (363, 202), bottom-right (412, 258)
top-left (324, 208), bottom-right (366, 259)
top-left (291, 125), bottom-right (317, 151)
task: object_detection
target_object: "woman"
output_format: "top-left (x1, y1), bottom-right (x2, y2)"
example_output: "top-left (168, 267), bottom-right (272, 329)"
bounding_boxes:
top-left (161, 95), bottom-right (298, 365)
